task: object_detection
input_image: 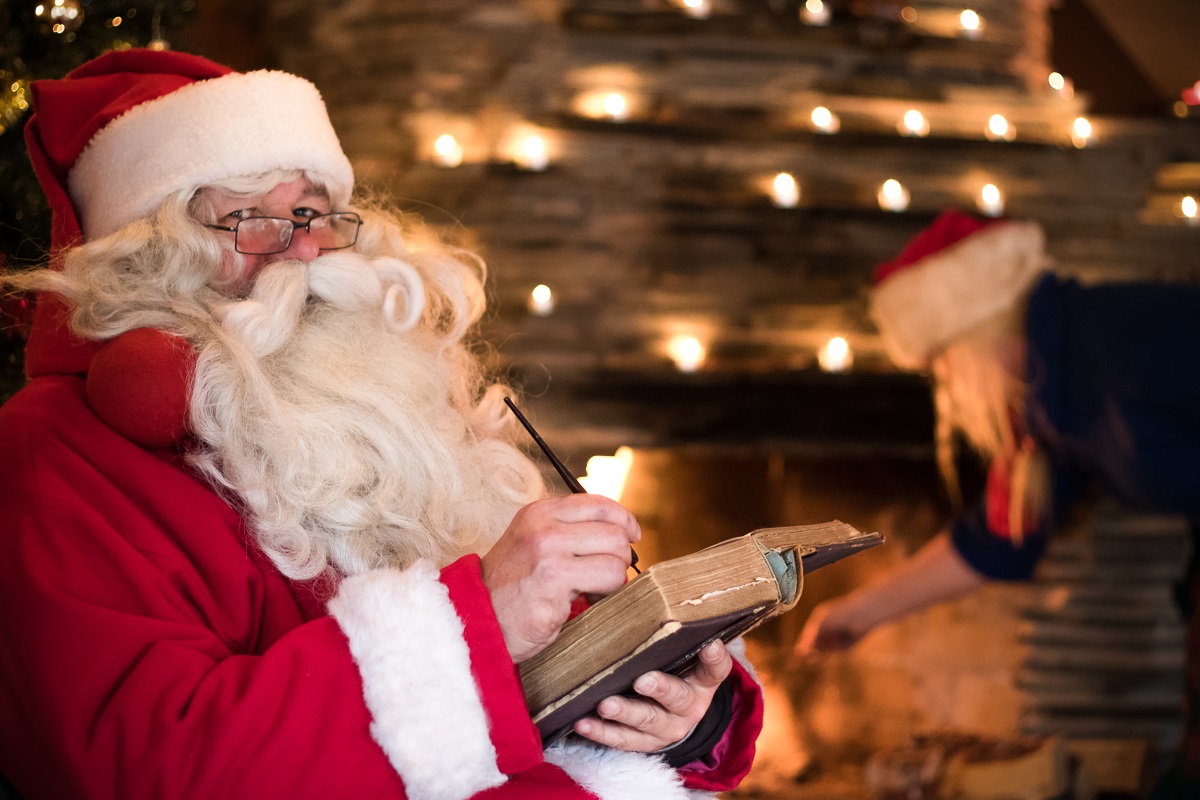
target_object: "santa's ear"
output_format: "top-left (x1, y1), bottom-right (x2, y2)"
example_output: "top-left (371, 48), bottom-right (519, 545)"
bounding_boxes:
top-left (86, 328), bottom-right (195, 448)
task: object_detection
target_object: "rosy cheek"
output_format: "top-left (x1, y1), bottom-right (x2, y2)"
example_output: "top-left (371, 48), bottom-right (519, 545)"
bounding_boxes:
top-left (215, 252), bottom-right (261, 294)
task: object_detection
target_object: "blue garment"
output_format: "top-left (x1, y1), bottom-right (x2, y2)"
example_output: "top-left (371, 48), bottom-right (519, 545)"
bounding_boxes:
top-left (950, 272), bottom-right (1200, 580)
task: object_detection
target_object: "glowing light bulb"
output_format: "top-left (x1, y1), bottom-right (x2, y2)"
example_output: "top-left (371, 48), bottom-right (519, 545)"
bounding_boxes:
top-left (668, 336), bottom-right (706, 372)
top-left (771, 172), bottom-right (800, 208)
top-left (433, 134), bottom-right (463, 167)
top-left (877, 179), bottom-right (910, 212)
top-left (800, 0), bottom-right (831, 26)
top-left (519, 134), bottom-right (549, 171)
top-left (603, 92), bottom-right (630, 121)
top-left (578, 447), bottom-right (634, 501)
top-left (810, 106), bottom-right (840, 133)
top-left (959, 9), bottom-right (982, 38)
top-left (899, 109), bottom-right (930, 137)
top-left (528, 284), bottom-right (554, 316)
top-left (900, 6), bottom-right (917, 23)
top-left (678, 0), bottom-right (712, 18)
top-left (977, 183), bottom-right (1004, 217)
top-left (1182, 196), bottom-right (1198, 225)
top-left (986, 114), bottom-right (1014, 142)
top-left (818, 336), bottom-right (853, 373)
top-left (1048, 72), bottom-right (1064, 92)
top-left (1071, 116), bottom-right (1092, 149)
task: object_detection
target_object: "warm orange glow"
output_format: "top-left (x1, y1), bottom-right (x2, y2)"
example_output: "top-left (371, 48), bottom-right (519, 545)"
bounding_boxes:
top-left (986, 114), bottom-right (1014, 142)
top-left (800, 0), bottom-right (831, 26)
top-left (819, 336), bottom-right (853, 372)
top-left (977, 183), bottom-right (1004, 217)
top-left (433, 134), bottom-right (463, 167)
top-left (578, 447), bottom-right (634, 501)
top-left (810, 106), bottom-right (840, 133)
top-left (1071, 117), bottom-right (1092, 149)
top-left (899, 109), bottom-right (929, 137)
top-left (528, 284), bottom-right (554, 316)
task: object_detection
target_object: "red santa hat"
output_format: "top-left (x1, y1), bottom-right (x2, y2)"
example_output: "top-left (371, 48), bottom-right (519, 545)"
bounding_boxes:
top-left (27, 48), bottom-right (353, 247)
top-left (869, 210), bottom-right (1049, 370)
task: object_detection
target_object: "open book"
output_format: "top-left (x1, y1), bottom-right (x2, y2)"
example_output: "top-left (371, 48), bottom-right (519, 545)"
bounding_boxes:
top-left (519, 520), bottom-right (882, 743)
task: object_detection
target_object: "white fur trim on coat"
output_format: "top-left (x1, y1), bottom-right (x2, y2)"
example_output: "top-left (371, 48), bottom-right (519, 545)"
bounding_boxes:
top-left (545, 740), bottom-right (717, 800)
top-left (69, 69), bottom-right (354, 240)
top-left (869, 220), bottom-right (1047, 369)
top-left (329, 560), bottom-right (505, 800)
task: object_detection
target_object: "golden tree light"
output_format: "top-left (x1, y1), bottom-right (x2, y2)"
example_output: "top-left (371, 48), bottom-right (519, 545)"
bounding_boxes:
top-left (810, 106), bottom-right (840, 133)
top-left (986, 113), bottom-right (1014, 142)
top-left (675, 0), bottom-right (713, 19)
top-left (877, 179), bottom-right (910, 212)
top-left (668, 336), bottom-right (707, 372)
top-left (977, 183), bottom-right (1004, 217)
top-left (899, 109), bottom-right (929, 137)
top-left (528, 284), bottom-right (554, 316)
top-left (959, 9), bottom-right (983, 39)
top-left (1181, 195), bottom-right (1198, 225)
top-left (433, 134), bottom-right (463, 167)
top-left (800, 0), bottom-right (831, 26)
top-left (519, 134), bottom-right (549, 171)
top-left (818, 336), bottom-right (853, 373)
top-left (771, 172), bottom-right (801, 208)
top-left (1071, 117), bottom-right (1092, 149)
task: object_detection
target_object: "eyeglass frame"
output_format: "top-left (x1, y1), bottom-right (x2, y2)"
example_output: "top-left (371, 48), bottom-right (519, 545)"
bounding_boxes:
top-left (204, 212), bottom-right (364, 255)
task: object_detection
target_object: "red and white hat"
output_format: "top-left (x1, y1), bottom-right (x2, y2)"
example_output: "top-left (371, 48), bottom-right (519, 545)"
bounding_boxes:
top-left (26, 48), bottom-right (354, 247)
top-left (23, 48), bottom-right (354, 378)
top-left (869, 210), bottom-right (1048, 370)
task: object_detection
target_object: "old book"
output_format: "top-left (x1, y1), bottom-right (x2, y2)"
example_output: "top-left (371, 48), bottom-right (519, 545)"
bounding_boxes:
top-left (519, 520), bottom-right (882, 743)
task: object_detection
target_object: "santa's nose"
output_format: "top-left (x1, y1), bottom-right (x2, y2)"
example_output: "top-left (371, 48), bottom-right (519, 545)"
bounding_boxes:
top-left (274, 227), bottom-right (321, 264)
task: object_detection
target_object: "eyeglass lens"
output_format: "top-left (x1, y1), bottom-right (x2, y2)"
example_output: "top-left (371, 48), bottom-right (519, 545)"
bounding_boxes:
top-left (236, 214), bottom-right (361, 255)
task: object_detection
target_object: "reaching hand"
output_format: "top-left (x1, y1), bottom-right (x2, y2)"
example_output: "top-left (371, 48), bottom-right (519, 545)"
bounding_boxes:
top-left (573, 640), bottom-right (732, 753)
top-left (481, 494), bottom-right (639, 663)
top-left (791, 598), bottom-right (870, 664)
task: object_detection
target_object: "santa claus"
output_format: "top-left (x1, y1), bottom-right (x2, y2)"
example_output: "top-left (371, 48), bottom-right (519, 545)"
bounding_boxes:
top-left (0, 49), bottom-right (762, 799)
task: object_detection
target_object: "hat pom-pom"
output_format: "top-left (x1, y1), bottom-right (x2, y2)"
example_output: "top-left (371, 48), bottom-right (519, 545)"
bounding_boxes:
top-left (86, 328), bottom-right (195, 448)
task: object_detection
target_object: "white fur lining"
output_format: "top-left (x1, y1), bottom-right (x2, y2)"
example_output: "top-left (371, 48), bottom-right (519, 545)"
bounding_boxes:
top-left (870, 220), bottom-right (1047, 369)
top-left (69, 69), bottom-right (354, 239)
top-left (329, 561), bottom-right (505, 800)
top-left (545, 740), bottom-right (717, 800)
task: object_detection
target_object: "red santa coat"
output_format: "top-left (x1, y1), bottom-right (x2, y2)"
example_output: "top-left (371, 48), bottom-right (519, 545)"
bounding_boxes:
top-left (0, 372), bottom-right (762, 799)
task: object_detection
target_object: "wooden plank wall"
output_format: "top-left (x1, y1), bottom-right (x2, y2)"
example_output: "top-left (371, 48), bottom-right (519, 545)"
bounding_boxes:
top-left (265, 0), bottom-right (1200, 457)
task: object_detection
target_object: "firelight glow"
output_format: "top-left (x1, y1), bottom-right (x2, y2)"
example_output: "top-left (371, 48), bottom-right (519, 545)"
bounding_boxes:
top-left (578, 447), bottom-right (634, 501)
top-left (668, 336), bottom-right (706, 372)
top-left (978, 183), bottom-right (1004, 217)
top-left (818, 337), bottom-right (853, 373)
top-left (433, 134), bottom-right (463, 168)
top-left (899, 109), bottom-right (929, 137)
top-left (877, 179), bottom-right (910, 212)
top-left (772, 172), bottom-right (801, 208)
top-left (810, 106), bottom-right (840, 133)
top-left (528, 284), bottom-right (554, 316)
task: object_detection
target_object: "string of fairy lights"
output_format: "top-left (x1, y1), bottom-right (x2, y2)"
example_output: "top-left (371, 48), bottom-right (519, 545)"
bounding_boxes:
top-left (417, 3), bottom-right (1196, 377)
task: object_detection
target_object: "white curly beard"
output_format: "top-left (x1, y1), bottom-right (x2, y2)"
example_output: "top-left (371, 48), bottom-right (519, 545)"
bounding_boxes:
top-left (187, 250), bottom-right (545, 581)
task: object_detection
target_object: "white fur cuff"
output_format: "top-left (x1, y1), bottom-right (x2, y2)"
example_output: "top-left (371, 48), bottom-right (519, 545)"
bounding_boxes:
top-left (329, 561), bottom-right (505, 800)
top-left (545, 741), bottom-right (717, 800)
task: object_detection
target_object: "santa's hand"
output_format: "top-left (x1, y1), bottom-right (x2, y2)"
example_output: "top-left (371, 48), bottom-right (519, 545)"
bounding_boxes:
top-left (482, 494), bottom-right (638, 663)
top-left (573, 639), bottom-right (732, 752)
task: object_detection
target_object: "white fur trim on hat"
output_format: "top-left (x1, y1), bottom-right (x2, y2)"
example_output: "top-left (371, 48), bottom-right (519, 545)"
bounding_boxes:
top-left (69, 69), bottom-right (354, 240)
top-left (869, 220), bottom-right (1047, 369)
top-left (545, 740), bottom-right (717, 800)
top-left (329, 560), bottom-right (505, 800)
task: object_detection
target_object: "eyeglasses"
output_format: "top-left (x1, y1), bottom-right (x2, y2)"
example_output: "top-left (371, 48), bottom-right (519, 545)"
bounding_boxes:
top-left (205, 212), bottom-right (363, 255)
